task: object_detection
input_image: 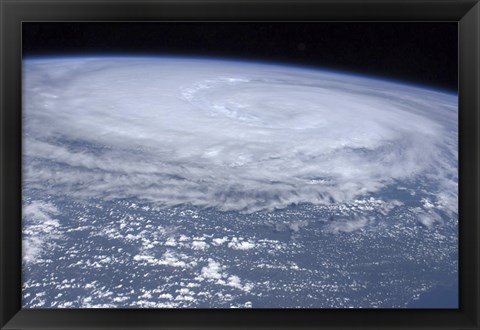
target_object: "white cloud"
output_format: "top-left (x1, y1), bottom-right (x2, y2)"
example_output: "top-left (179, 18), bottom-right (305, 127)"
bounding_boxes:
top-left (327, 216), bottom-right (371, 234)
top-left (201, 259), bottom-right (224, 279)
top-left (164, 237), bottom-right (177, 247)
top-left (199, 259), bottom-right (254, 292)
top-left (133, 250), bottom-right (188, 268)
top-left (212, 237), bottom-right (228, 246)
top-left (415, 208), bottom-right (443, 228)
top-left (23, 57), bottom-right (458, 213)
top-left (287, 220), bottom-right (308, 232)
top-left (22, 201), bottom-right (62, 263)
top-left (228, 237), bottom-right (255, 250)
top-left (191, 240), bottom-right (208, 250)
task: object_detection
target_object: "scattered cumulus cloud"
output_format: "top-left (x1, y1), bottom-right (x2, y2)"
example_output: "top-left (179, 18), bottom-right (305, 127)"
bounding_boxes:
top-left (199, 258), bottom-right (253, 292)
top-left (201, 259), bottom-right (224, 279)
top-left (227, 237), bottom-right (256, 250)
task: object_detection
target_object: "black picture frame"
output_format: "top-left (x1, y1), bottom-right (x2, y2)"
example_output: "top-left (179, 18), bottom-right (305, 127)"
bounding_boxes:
top-left (1, 0), bottom-right (479, 329)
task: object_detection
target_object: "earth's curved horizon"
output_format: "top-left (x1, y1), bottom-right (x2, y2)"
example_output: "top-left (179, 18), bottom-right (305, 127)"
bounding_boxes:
top-left (22, 56), bottom-right (458, 308)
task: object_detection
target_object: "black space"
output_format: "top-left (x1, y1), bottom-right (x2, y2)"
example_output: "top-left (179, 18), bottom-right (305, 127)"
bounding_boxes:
top-left (23, 22), bottom-right (458, 91)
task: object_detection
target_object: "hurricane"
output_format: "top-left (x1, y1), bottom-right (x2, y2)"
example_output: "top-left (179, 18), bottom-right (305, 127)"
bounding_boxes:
top-left (23, 57), bottom-right (457, 213)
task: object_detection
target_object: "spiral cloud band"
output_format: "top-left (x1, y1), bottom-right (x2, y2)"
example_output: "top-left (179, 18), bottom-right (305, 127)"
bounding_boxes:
top-left (23, 57), bottom-right (458, 213)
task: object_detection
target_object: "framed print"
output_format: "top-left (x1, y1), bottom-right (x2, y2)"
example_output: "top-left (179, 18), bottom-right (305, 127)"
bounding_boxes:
top-left (21, 21), bottom-right (461, 309)
top-left (1, 0), bottom-right (479, 329)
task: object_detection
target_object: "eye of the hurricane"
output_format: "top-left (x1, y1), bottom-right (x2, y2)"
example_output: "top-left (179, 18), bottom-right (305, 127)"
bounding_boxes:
top-left (23, 57), bottom-right (457, 213)
top-left (182, 77), bottom-right (333, 129)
